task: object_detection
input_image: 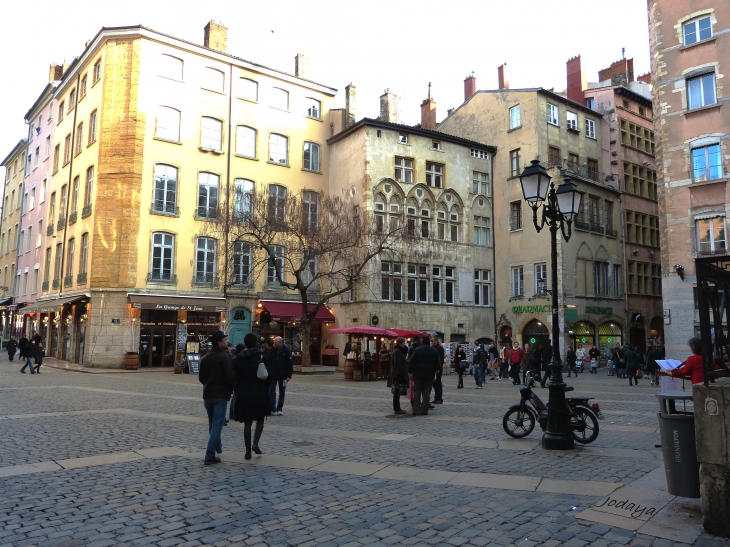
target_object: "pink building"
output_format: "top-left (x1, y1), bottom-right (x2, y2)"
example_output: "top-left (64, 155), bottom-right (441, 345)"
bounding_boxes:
top-left (17, 67), bottom-right (62, 338)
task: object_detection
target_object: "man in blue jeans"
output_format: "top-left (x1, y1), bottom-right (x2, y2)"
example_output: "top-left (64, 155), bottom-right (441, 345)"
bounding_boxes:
top-left (199, 331), bottom-right (234, 464)
top-left (268, 336), bottom-right (292, 415)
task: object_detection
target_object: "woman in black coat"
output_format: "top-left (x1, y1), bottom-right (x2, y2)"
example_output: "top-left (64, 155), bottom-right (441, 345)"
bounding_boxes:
top-left (232, 333), bottom-right (272, 459)
top-left (6, 337), bottom-right (17, 361)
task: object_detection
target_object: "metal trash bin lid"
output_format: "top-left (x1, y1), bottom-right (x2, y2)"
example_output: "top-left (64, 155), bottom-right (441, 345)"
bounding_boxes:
top-left (656, 392), bottom-right (693, 417)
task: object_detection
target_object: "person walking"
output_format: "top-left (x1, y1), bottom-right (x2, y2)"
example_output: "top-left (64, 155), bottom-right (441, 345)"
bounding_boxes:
top-left (472, 342), bottom-right (484, 388)
top-left (199, 330), bottom-right (234, 465)
top-left (455, 345), bottom-right (467, 388)
top-left (520, 343), bottom-right (532, 385)
top-left (7, 336), bottom-right (17, 362)
top-left (498, 344), bottom-right (508, 380)
top-left (431, 336), bottom-right (445, 404)
top-left (540, 339), bottom-right (553, 387)
top-left (589, 345), bottom-right (600, 374)
top-left (575, 343), bottom-right (586, 374)
top-left (509, 342), bottom-right (523, 385)
top-left (232, 333), bottom-right (271, 460)
top-left (647, 344), bottom-right (661, 386)
top-left (408, 334), bottom-right (439, 415)
top-left (19, 337), bottom-right (35, 374)
top-left (624, 345), bottom-right (640, 386)
top-left (388, 337), bottom-right (409, 414)
top-left (268, 336), bottom-right (292, 416)
top-left (566, 346), bottom-right (577, 378)
top-left (615, 344), bottom-right (626, 379)
top-left (34, 342), bottom-right (45, 373)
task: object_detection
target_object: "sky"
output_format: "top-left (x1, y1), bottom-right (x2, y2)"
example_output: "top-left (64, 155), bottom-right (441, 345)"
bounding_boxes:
top-left (0, 0), bottom-right (651, 173)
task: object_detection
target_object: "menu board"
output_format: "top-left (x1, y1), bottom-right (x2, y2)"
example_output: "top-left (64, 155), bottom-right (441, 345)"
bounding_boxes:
top-left (187, 354), bottom-right (201, 374)
top-left (177, 323), bottom-right (187, 351)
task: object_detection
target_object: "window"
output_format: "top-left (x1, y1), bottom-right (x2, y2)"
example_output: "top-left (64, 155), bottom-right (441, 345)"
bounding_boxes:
top-left (612, 264), bottom-right (621, 297)
top-left (195, 238), bottom-right (216, 283)
top-left (431, 141), bottom-right (442, 151)
top-left (267, 245), bottom-right (285, 285)
top-left (417, 265), bottom-right (428, 303)
top-left (586, 97), bottom-right (595, 110)
top-left (305, 98), bottom-right (321, 119)
top-left (683, 16), bottom-right (712, 46)
top-left (398, 134), bottom-right (409, 144)
top-left (37, 220), bottom-right (42, 248)
top-left (567, 152), bottom-right (579, 169)
top-left (80, 233), bottom-right (89, 275)
top-left (232, 241), bottom-right (252, 285)
top-left (692, 144), bottom-right (722, 182)
top-left (426, 162), bottom-right (443, 188)
top-left (153, 164), bottom-right (177, 214)
top-left (628, 261), bottom-right (661, 296)
top-left (156, 107), bottom-right (180, 142)
top-left (233, 179), bottom-right (254, 222)
top-left (54, 243), bottom-right (63, 281)
top-left (511, 266), bottom-right (524, 296)
top-left (697, 217), bottom-right (726, 254)
top-left (197, 173), bottom-right (219, 219)
top-left (80, 75), bottom-right (87, 99)
top-left (22, 272), bottom-right (28, 296)
top-left (421, 218), bottom-right (429, 238)
top-left (547, 103), bottom-right (559, 125)
top-left (26, 153), bottom-right (31, 174)
top-left (474, 269), bottom-right (491, 306)
top-left (638, 106), bottom-right (646, 117)
top-left (619, 119), bottom-right (655, 155)
top-left (75, 123), bottom-right (83, 155)
top-left (471, 149), bottom-right (488, 159)
top-left (270, 88), bottom-right (289, 110)
top-left (200, 117), bottom-right (223, 151)
top-left (688, 74), bottom-right (716, 109)
top-left (508, 105), bottom-right (521, 129)
top-left (34, 146), bottom-right (39, 169)
top-left (44, 247), bottom-right (51, 283)
top-left (269, 133), bottom-right (288, 164)
top-left (63, 134), bottom-right (71, 165)
top-left (395, 157), bottom-right (413, 183)
top-left (58, 101), bottom-right (64, 122)
top-left (236, 126), bottom-right (257, 158)
top-left (202, 67), bottom-right (225, 93)
top-left (593, 261), bottom-right (610, 296)
top-left (71, 176), bottom-right (79, 214)
top-left (567, 111), bottom-right (578, 131)
top-left (605, 201), bottom-right (614, 231)
top-left (510, 149), bottom-right (521, 177)
top-left (585, 118), bottom-right (596, 139)
top-left (150, 232), bottom-right (175, 281)
top-left (268, 184), bottom-right (287, 222)
top-left (53, 145), bottom-right (60, 173)
top-left (381, 262), bottom-right (403, 302)
top-left (158, 54), bottom-right (183, 80)
top-left (93, 59), bottom-right (101, 83)
top-left (534, 263), bottom-right (547, 294)
top-left (303, 142), bottom-right (320, 172)
top-left (626, 211), bottom-right (660, 246)
top-left (586, 158), bottom-right (599, 182)
top-left (59, 185), bottom-right (68, 219)
top-left (474, 216), bottom-right (490, 246)
top-left (18, 231), bottom-right (24, 255)
top-left (32, 267), bottom-right (38, 294)
top-left (510, 201), bottom-right (522, 230)
top-left (66, 238), bottom-right (75, 278)
top-left (445, 267), bottom-right (455, 304)
top-left (548, 146), bottom-right (561, 167)
top-left (239, 78), bottom-right (258, 101)
top-left (302, 190), bottom-right (319, 234)
top-left (588, 196), bottom-right (601, 225)
top-left (432, 266), bottom-right (442, 304)
top-left (68, 88), bottom-right (76, 111)
top-left (84, 166), bottom-right (94, 208)
top-left (473, 171), bottom-right (489, 195)
top-left (623, 161), bottom-right (658, 199)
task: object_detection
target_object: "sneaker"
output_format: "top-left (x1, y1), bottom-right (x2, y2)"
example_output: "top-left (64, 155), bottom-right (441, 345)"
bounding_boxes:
top-left (204, 457), bottom-right (221, 465)
top-left (276, 410), bottom-right (283, 416)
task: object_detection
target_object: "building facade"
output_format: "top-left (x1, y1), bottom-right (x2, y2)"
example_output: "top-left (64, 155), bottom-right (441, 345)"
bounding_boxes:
top-left (438, 71), bottom-right (624, 358)
top-left (648, 1), bottom-right (729, 356)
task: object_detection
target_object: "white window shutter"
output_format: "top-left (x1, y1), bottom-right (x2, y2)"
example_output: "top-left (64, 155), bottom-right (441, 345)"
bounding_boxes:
top-left (458, 271), bottom-right (473, 301)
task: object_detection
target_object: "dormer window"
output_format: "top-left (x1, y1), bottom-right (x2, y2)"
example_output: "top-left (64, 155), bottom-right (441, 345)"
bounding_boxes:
top-left (398, 134), bottom-right (409, 144)
top-left (431, 141), bottom-right (441, 150)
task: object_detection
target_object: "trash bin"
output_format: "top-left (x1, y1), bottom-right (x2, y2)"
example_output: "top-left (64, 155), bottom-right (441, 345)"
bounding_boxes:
top-left (656, 393), bottom-right (700, 498)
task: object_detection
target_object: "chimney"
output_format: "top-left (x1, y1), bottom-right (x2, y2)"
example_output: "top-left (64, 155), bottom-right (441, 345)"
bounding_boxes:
top-left (203, 21), bottom-right (227, 53)
top-left (420, 83), bottom-right (437, 131)
top-left (344, 84), bottom-right (356, 128)
top-left (566, 55), bottom-right (585, 103)
top-left (447, 108), bottom-right (455, 117)
top-left (49, 63), bottom-right (63, 82)
top-left (295, 53), bottom-right (309, 79)
top-left (598, 58), bottom-right (634, 86)
top-left (379, 90), bottom-right (398, 123)
top-left (497, 64), bottom-right (509, 89)
top-left (464, 74), bottom-right (476, 101)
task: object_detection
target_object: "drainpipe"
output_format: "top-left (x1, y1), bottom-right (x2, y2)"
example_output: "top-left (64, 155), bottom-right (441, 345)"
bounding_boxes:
top-left (490, 151), bottom-right (498, 342)
top-left (222, 62), bottom-right (233, 324)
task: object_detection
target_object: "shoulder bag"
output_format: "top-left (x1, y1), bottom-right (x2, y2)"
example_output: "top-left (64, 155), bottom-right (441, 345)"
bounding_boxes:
top-left (257, 354), bottom-right (269, 380)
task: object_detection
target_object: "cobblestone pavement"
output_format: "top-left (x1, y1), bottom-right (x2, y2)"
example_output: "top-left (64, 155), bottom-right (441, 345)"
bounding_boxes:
top-left (1, 357), bottom-right (728, 547)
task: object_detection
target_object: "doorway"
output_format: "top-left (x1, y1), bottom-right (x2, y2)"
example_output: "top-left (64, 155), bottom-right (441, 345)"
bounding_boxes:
top-left (228, 307), bottom-right (251, 347)
top-left (570, 321), bottom-right (595, 350)
top-left (139, 327), bottom-right (176, 367)
top-left (522, 319), bottom-right (549, 349)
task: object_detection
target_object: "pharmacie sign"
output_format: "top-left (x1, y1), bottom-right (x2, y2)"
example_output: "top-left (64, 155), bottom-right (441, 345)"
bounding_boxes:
top-left (586, 306), bottom-right (612, 314)
top-left (512, 305), bottom-right (551, 314)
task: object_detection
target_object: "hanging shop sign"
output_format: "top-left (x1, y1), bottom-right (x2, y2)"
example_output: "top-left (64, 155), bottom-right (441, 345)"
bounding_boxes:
top-left (585, 306), bottom-right (613, 315)
top-left (512, 305), bottom-right (551, 314)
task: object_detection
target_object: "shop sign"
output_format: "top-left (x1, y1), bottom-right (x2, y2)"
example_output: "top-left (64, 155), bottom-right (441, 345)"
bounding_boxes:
top-left (586, 306), bottom-right (612, 315)
top-left (260, 328), bottom-right (283, 335)
top-left (512, 305), bottom-right (551, 314)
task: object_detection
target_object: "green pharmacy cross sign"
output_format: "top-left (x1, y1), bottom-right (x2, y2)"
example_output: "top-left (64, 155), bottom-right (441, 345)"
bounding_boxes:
top-left (607, 337), bottom-right (612, 343)
top-left (530, 337), bottom-right (536, 344)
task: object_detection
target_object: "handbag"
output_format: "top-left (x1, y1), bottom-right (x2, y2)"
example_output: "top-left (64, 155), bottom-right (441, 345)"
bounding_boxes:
top-left (391, 383), bottom-right (407, 396)
top-left (635, 369), bottom-right (643, 379)
top-left (257, 355), bottom-right (269, 380)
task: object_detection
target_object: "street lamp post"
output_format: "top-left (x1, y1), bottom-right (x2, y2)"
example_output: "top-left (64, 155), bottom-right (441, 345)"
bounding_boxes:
top-left (519, 159), bottom-right (582, 450)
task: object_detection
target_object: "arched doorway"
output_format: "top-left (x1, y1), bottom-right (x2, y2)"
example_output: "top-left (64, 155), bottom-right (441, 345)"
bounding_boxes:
top-left (228, 307), bottom-right (251, 347)
top-left (570, 321), bottom-right (595, 350)
top-left (499, 325), bottom-right (513, 348)
top-left (649, 316), bottom-right (664, 345)
top-left (522, 319), bottom-right (549, 349)
top-left (598, 322), bottom-right (623, 357)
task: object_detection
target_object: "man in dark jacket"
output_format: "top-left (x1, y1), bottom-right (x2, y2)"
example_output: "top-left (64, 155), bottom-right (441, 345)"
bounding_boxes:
top-left (624, 345), bottom-right (640, 386)
top-left (19, 337), bottom-right (35, 374)
top-left (6, 337), bottom-right (17, 362)
top-left (408, 334), bottom-right (440, 415)
top-left (268, 336), bottom-right (293, 415)
top-left (199, 331), bottom-right (234, 464)
top-left (540, 339), bottom-right (553, 387)
top-left (430, 336), bottom-right (445, 404)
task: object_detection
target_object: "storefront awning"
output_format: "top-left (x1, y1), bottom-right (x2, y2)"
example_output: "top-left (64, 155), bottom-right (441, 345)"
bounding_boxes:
top-left (128, 293), bottom-right (227, 313)
top-left (259, 300), bottom-right (335, 324)
top-left (22, 294), bottom-right (88, 314)
top-left (0, 297), bottom-right (13, 307)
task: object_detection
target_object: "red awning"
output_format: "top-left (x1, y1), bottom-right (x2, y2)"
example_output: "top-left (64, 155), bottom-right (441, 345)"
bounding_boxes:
top-left (259, 300), bottom-right (335, 324)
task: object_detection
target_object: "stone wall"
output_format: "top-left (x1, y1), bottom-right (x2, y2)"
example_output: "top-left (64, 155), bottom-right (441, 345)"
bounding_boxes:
top-left (84, 290), bottom-right (134, 368)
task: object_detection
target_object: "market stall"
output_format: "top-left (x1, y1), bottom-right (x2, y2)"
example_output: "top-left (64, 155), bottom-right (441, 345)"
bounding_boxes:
top-left (328, 326), bottom-right (398, 380)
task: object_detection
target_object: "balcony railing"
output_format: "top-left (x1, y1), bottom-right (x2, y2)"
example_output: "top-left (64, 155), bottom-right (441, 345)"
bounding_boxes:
top-left (146, 272), bottom-right (177, 283)
top-left (64, 275), bottom-right (73, 287)
top-left (606, 229), bottom-right (618, 237)
top-left (57, 218), bottom-right (65, 231)
top-left (536, 153), bottom-right (618, 187)
top-left (52, 278), bottom-right (60, 289)
top-left (150, 201), bottom-right (180, 217)
top-left (77, 272), bottom-right (87, 285)
top-left (574, 220), bottom-right (590, 231)
top-left (195, 206), bottom-right (218, 220)
top-left (589, 224), bottom-right (605, 234)
top-left (82, 204), bottom-right (92, 218)
top-left (41, 280), bottom-right (49, 292)
top-left (193, 273), bottom-right (219, 286)
top-left (68, 212), bottom-right (78, 225)
top-left (230, 274), bottom-right (251, 287)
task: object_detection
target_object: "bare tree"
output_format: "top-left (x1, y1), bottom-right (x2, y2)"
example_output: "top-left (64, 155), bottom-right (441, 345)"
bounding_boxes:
top-left (204, 186), bottom-right (404, 366)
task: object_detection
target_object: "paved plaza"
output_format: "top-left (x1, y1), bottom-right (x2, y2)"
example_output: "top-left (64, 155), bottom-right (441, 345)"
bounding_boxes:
top-left (1, 359), bottom-right (729, 547)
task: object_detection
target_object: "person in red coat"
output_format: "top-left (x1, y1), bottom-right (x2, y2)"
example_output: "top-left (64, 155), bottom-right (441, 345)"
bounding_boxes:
top-left (660, 337), bottom-right (714, 385)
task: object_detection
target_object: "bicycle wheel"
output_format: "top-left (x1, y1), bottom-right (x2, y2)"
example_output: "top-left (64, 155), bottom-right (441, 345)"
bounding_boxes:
top-left (503, 407), bottom-right (535, 438)
top-left (570, 405), bottom-right (599, 444)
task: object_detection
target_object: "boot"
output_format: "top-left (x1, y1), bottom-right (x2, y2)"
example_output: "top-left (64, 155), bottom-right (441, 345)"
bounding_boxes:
top-left (252, 421), bottom-right (264, 455)
top-left (244, 428), bottom-right (252, 460)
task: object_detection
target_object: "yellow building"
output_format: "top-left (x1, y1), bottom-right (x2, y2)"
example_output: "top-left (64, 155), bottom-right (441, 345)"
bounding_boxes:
top-left (22, 22), bottom-right (336, 367)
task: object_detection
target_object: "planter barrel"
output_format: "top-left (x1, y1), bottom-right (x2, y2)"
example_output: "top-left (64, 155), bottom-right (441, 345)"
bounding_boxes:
top-left (344, 360), bottom-right (356, 380)
top-left (125, 352), bottom-right (140, 370)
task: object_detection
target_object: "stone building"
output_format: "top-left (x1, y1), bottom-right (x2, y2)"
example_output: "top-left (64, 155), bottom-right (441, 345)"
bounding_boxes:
top-left (327, 89), bottom-right (496, 345)
top-left (583, 60), bottom-right (664, 353)
top-left (15, 21), bottom-right (336, 367)
top-left (438, 66), bottom-right (624, 358)
top-left (0, 139), bottom-right (29, 342)
top-left (648, 1), bottom-right (729, 356)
